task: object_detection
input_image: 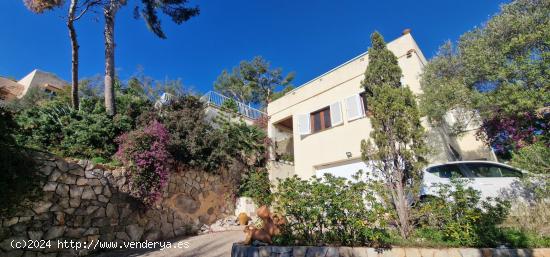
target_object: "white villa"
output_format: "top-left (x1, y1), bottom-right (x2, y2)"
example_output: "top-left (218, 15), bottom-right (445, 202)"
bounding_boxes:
top-left (265, 30), bottom-right (496, 181)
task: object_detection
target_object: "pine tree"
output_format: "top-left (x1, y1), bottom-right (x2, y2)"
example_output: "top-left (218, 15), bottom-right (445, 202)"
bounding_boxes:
top-left (361, 32), bottom-right (427, 239)
top-left (23, 0), bottom-right (100, 110)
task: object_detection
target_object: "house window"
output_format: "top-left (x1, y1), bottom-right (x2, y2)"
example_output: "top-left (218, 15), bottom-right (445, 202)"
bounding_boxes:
top-left (345, 94), bottom-right (366, 121)
top-left (310, 107), bottom-right (331, 133)
top-left (359, 92), bottom-right (368, 115)
top-left (44, 88), bottom-right (57, 98)
top-left (298, 102), bottom-right (342, 136)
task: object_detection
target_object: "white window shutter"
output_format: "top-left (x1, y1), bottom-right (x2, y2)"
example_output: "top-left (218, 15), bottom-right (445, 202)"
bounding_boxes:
top-left (345, 94), bottom-right (365, 121)
top-left (329, 102), bottom-right (343, 126)
top-left (298, 114), bottom-right (311, 135)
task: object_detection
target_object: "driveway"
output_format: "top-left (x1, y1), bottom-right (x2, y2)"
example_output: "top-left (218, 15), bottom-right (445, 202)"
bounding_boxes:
top-left (94, 231), bottom-right (243, 257)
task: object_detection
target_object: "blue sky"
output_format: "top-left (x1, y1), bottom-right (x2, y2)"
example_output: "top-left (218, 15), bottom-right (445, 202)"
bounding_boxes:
top-left (0, 0), bottom-right (502, 94)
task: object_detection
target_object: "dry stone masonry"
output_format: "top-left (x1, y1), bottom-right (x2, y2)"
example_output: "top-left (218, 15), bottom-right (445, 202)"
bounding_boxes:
top-left (0, 152), bottom-right (235, 257)
top-left (231, 244), bottom-right (550, 257)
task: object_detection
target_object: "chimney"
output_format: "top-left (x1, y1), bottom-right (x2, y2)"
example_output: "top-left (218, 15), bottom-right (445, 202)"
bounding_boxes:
top-left (402, 28), bottom-right (411, 35)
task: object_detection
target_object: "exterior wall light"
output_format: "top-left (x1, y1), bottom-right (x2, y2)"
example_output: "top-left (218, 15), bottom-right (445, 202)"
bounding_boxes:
top-left (346, 152), bottom-right (352, 158)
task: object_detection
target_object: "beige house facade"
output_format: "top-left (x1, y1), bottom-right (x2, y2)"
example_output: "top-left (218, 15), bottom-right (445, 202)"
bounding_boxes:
top-left (0, 69), bottom-right (68, 102)
top-left (266, 31), bottom-right (495, 181)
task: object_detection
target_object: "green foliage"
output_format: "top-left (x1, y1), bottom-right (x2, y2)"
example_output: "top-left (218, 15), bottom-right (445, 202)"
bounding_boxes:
top-left (146, 94), bottom-right (268, 180)
top-left (238, 169), bottom-right (273, 206)
top-left (14, 84), bottom-right (151, 160)
top-left (270, 84), bottom-right (295, 102)
top-left (418, 42), bottom-right (477, 126)
top-left (508, 142), bottom-right (550, 201)
top-left (15, 100), bottom-right (72, 150)
top-left (419, 0), bottom-right (550, 155)
top-left (417, 178), bottom-right (511, 247)
top-left (500, 228), bottom-right (550, 248)
top-left (360, 31), bottom-right (427, 238)
top-left (362, 32), bottom-right (403, 92)
top-left (278, 153), bottom-right (294, 163)
top-left (0, 106), bottom-right (42, 217)
top-left (214, 56), bottom-right (295, 108)
top-left (154, 95), bottom-right (225, 171)
top-left (422, 0), bottom-right (550, 120)
top-left (215, 117), bottom-right (268, 168)
top-left (274, 174), bottom-right (389, 247)
top-left (511, 141), bottom-right (550, 175)
top-left (221, 98), bottom-right (239, 113)
top-left (136, 0), bottom-right (199, 39)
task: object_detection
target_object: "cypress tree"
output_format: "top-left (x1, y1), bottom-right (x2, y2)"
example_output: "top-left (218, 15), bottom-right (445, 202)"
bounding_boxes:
top-left (361, 32), bottom-right (428, 239)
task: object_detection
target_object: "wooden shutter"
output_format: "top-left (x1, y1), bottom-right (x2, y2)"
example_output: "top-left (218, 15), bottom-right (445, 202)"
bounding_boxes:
top-left (329, 102), bottom-right (343, 126)
top-left (298, 114), bottom-right (311, 135)
top-left (345, 94), bottom-right (365, 121)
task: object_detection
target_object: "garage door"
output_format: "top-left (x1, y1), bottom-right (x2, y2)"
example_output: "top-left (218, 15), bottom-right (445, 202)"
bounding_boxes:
top-left (316, 160), bottom-right (375, 181)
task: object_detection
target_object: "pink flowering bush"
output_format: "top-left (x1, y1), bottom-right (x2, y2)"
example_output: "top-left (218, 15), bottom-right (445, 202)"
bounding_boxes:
top-left (116, 120), bottom-right (171, 207)
top-left (478, 111), bottom-right (548, 158)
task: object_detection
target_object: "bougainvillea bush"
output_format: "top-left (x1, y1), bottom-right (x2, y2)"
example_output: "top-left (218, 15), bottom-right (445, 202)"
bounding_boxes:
top-left (116, 120), bottom-right (171, 207)
top-left (479, 110), bottom-right (548, 159)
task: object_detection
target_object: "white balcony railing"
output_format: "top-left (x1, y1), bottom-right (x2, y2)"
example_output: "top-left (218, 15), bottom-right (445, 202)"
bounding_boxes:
top-left (200, 91), bottom-right (266, 120)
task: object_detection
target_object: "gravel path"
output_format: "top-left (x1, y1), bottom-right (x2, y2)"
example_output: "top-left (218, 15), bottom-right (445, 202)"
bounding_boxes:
top-left (93, 231), bottom-right (243, 257)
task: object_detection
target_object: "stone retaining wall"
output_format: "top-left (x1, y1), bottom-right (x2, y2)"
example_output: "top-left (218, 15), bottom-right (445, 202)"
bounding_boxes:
top-left (0, 152), bottom-right (235, 257)
top-left (231, 244), bottom-right (550, 257)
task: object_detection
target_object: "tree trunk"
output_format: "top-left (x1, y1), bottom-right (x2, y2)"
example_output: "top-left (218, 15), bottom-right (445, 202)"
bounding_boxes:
top-left (394, 181), bottom-right (411, 238)
top-left (103, 2), bottom-right (116, 116)
top-left (68, 0), bottom-right (79, 110)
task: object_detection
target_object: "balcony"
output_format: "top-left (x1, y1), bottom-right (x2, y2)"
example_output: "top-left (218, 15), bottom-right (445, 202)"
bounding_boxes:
top-left (200, 91), bottom-right (266, 120)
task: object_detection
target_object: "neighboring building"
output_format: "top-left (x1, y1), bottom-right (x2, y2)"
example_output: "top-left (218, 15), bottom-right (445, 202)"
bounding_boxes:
top-left (0, 77), bottom-right (25, 101)
top-left (0, 69), bottom-right (68, 102)
top-left (266, 30), bottom-right (496, 181)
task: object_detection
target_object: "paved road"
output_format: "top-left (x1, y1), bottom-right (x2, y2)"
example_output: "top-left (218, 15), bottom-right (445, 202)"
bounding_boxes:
top-left (94, 231), bottom-right (243, 257)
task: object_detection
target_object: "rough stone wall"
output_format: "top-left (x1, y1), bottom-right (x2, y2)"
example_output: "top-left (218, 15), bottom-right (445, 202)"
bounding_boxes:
top-left (0, 153), bottom-right (234, 257)
top-left (231, 244), bottom-right (550, 257)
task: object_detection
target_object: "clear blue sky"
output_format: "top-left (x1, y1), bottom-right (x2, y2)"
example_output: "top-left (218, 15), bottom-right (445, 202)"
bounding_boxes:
top-left (0, 0), bottom-right (503, 94)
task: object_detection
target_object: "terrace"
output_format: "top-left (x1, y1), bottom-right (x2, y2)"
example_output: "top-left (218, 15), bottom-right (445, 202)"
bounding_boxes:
top-left (200, 91), bottom-right (266, 120)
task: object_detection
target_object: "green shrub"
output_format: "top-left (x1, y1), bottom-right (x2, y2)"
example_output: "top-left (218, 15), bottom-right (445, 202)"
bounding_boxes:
top-left (14, 94), bottom-right (146, 160)
top-left (154, 95), bottom-right (268, 172)
top-left (238, 169), bottom-right (273, 206)
top-left (60, 112), bottom-right (128, 159)
top-left (416, 178), bottom-right (511, 247)
top-left (221, 98), bottom-right (239, 113)
top-left (215, 118), bottom-right (268, 167)
top-left (156, 95), bottom-right (226, 171)
top-left (0, 106), bottom-right (42, 217)
top-left (15, 100), bottom-right (70, 150)
top-left (509, 141), bottom-right (550, 201)
top-left (500, 227), bottom-right (550, 248)
top-left (511, 142), bottom-right (550, 175)
top-left (274, 174), bottom-right (389, 247)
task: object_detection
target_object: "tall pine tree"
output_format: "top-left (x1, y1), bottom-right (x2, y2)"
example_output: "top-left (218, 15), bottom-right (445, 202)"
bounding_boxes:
top-left (361, 32), bottom-right (427, 238)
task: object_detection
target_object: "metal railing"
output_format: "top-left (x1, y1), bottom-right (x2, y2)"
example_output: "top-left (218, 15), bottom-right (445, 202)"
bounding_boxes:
top-left (200, 91), bottom-right (266, 120)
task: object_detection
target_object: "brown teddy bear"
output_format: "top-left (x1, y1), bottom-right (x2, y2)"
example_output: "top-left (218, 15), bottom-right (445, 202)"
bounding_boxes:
top-left (243, 206), bottom-right (286, 245)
